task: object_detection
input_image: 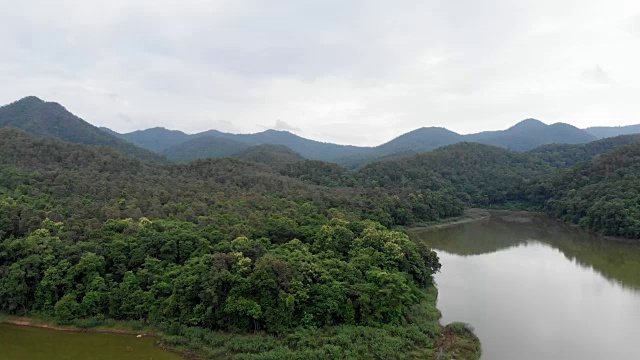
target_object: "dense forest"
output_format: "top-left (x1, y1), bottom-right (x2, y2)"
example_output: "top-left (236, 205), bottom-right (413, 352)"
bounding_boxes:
top-left (528, 142), bottom-right (640, 238)
top-left (0, 128), bottom-right (476, 359)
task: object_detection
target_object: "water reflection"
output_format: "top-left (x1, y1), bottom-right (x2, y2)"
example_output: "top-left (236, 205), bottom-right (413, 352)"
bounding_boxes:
top-left (409, 211), bottom-right (640, 360)
top-left (409, 211), bottom-right (640, 289)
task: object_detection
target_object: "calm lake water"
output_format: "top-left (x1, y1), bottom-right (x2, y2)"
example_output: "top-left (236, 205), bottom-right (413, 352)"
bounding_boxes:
top-left (409, 211), bottom-right (640, 360)
top-left (0, 324), bottom-right (183, 360)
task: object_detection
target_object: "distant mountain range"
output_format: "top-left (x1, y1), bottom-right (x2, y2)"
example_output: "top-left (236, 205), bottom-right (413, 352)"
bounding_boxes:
top-left (1, 96), bottom-right (639, 166)
top-left (584, 124), bottom-right (640, 139)
top-left (104, 118), bottom-right (602, 166)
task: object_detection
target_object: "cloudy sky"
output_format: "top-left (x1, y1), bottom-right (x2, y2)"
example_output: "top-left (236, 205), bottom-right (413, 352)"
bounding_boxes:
top-left (2, 0), bottom-right (640, 146)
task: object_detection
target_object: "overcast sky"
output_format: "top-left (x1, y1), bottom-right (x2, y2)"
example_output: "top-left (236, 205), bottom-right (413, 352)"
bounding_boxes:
top-left (2, 0), bottom-right (640, 146)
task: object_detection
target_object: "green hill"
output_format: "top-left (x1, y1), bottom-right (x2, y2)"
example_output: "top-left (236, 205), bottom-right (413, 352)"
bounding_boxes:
top-left (162, 136), bottom-right (252, 162)
top-left (467, 119), bottom-right (596, 151)
top-left (233, 144), bottom-right (305, 166)
top-left (528, 134), bottom-right (640, 167)
top-left (0, 97), bottom-right (165, 162)
top-left (530, 142), bottom-right (640, 238)
top-left (357, 142), bottom-right (551, 206)
top-left (108, 126), bottom-right (193, 152)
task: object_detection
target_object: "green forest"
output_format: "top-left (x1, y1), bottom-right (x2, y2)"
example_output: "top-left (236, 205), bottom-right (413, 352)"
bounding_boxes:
top-left (0, 128), bottom-right (477, 359)
top-left (2, 97), bottom-right (640, 359)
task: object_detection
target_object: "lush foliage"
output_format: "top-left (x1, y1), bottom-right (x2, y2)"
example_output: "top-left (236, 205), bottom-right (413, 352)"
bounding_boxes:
top-left (527, 134), bottom-right (640, 168)
top-left (529, 143), bottom-right (640, 238)
top-left (0, 217), bottom-right (440, 332)
top-left (162, 136), bottom-right (252, 162)
top-left (356, 142), bottom-right (551, 206)
top-left (0, 128), bottom-right (474, 358)
top-left (234, 144), bottom-right (305, 166)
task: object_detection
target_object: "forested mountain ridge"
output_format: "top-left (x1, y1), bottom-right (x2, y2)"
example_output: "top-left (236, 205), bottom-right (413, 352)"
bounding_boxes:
top-left (585, 124), bottom-right (640, 139)
top-left (356, 142), bottom-right (552, 206)
top-left (0, 128), bottom-right (462, 230)
top-left (528, 134), bottom-right (640, 168)
top-left (161, 135), bottom-right (253, 162)
top-left (465, 119), bottom-right (596, 152)
top-left (0, 126), bottom-right (477, 358)
top-left (107, 118), bottom-right (601, 166)
top-left (105, 126), bottom-right (194, 153)
top-left (529, 142), bottom-right (640, 238)
top-left (3, 96), bottom-right (636, 168)
top-left (233, 144), bottom-right (305, 166)
top-left (110, 126), bottom-right (367, 162)
top-left (375, 127), bottom-right (464, 154)
top-left (0, 97), bottom-right (166, 162)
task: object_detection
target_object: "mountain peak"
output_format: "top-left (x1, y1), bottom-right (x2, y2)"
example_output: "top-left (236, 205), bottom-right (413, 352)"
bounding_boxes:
top-left (263, 129), bottom-right (293, 135)
top-left (17, 96), bottom-right (45, 104)
top-left (0, 96), bottom-right (165, 162)
top-left (508, 118), bottom-right (547, 131)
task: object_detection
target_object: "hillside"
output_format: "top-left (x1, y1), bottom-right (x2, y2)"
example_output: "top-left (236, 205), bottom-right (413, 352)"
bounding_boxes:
top-left (233, 144), bottom-right (305, 166)
top-left (0, 128), bottom-right (473, 358)
top-left (109, 127), bottom-right (193, 152)
top-left (162, 135), bottom-right (252, 162)
top-left (357, 142), bottom-right (552, 206)
top-left (466, 119), bottom-right (596, 151)
top-left (375, 127), bottom-right (464, 154)
top-left (530, 142), bottom-right (640, 238)
top-left (528, 134), bottom-right (640, 167)
top-left (585, 124), bottom-right (640, 139)
top-left (110, 127), bottom-right (367, 162)
top-left (0, 97), bottom-right (165, 162)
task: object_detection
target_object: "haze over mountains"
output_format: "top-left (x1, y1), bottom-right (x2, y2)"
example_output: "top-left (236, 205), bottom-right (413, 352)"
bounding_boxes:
top-left (1, 96), bottom-right (639, 166)
top-left (105, 117), bottom-right (605, 166)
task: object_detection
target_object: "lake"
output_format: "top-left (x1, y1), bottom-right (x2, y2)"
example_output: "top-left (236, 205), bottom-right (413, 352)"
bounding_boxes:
top-left (409, 210), bottom-right (640, 360)
top-left (0, 324), bottom-right (183, 360)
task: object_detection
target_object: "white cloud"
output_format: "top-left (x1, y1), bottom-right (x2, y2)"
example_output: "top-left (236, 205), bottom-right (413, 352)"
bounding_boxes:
top-left (1, 0), bottom-right (640, 145)
top-left (582, 65), bottom-right (609, 85)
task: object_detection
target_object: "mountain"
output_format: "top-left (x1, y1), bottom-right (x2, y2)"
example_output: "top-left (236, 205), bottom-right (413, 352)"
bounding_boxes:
top-left (528, 134), bottom-right (640, 168)
top-left (233, 144), bottom-right (305, 166)
top-left (108, 127), bottom-right (193, 153)
top-left (357, 142), bottom-right (552, 205)
top-left (107, 127), bottom-right (367, 162)
top-left (163, 130), bottom-right (362, 161)
top-left (162, 136), bottom-right (251, 162)
top-left (585, 124), bottom-right (640, 139)
top-left (98, 117), bottom-right (599, 165)
top-left (375, 127), bottom-right (464, 154)
top-left (532, 142), bottom-right (640, 238)
top-left (466, 119), bottom-right (596, 151)
top-left (0, 96), bottom-right (165, 162)
top-left (227, 129), bottom-right (367, 161)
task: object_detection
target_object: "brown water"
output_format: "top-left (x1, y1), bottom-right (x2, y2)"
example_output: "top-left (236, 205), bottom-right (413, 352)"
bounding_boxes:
top-left (409, 211), bottom-right (640, 360)
top-left (0, 324), bottom-right (183, 360)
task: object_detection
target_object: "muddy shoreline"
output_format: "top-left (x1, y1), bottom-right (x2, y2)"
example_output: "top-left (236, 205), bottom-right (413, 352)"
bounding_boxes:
top-left (0, 317), bottom-right (200, 360)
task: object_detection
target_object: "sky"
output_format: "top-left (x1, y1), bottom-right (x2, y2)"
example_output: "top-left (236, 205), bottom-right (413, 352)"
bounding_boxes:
top-left (1, 0), bottom-right (640, 146)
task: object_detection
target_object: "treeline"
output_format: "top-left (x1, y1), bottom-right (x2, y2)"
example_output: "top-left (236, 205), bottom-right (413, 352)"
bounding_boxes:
top-left (0, 128), bottom-right (474, 358)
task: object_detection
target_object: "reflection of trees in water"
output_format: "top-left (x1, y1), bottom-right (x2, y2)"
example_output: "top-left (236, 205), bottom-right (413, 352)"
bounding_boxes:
top-left (409, 212), bottom-right (640, 289)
